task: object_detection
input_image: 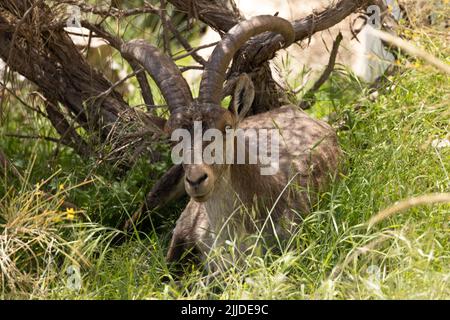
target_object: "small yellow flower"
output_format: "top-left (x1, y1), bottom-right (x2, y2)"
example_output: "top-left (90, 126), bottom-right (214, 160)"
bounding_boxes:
top-left (59, 183), bottom-right (65, 191)
top-left (66, 207), bottom-right (76, 220)
top-left (403, 29), bottom-right (413, 39)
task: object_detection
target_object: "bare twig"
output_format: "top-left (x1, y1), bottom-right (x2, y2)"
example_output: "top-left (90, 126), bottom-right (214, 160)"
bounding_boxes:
top-left (173, 41), bottom-right (218, 62)
top-left (96, 68), bottom-right (144, 100)
top-left (164, 12), bottom-right (207, 66)
top-left (3, 133), bottom-right (61, 144)
top-left (0, 147), bottom-right (23, 181)
top-left (0, 81), bottom-right (48, 119)
top-left (55, 1), bottom-right (159, 18)
top-left (167, 0), bottom-right (242, 32)
top-left (299, 32), bottom-right (343, 110)
top-left (233, 0), bottom-right (372, 72)
top-left (179, 65), bottom-right (204, 73)
top-left (44, 100), bottom-right (93, 158)
top-left (160, 0), bottom-right (172, 56)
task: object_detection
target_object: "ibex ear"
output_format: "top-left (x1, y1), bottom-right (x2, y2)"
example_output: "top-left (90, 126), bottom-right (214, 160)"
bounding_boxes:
top-left (230, 73), bottom-right (255, 124)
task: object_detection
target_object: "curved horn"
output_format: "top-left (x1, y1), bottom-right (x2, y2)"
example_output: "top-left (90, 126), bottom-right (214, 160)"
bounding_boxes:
top-left (198, 15), bottom-right (295, 106)
top-left (122, 40), bottom-right (193, 112)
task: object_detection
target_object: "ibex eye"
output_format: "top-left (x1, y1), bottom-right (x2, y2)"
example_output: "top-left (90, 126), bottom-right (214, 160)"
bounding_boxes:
top-left (225, 125), bottom-right (232, 131)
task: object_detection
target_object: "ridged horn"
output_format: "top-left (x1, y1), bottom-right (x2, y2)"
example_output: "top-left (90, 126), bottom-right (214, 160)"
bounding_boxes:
top-left (122, 40), bottom-right (193, 113)
top-left (198, 15), bottom-right (295, 106)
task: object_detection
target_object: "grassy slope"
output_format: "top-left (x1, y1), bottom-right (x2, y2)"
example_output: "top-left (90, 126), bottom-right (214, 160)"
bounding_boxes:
top-left (0, 23), bottom-right (449, 299)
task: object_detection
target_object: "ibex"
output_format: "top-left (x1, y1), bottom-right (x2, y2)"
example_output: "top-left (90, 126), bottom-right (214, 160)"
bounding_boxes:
top-left (124, 16), bottom-right (342, 270)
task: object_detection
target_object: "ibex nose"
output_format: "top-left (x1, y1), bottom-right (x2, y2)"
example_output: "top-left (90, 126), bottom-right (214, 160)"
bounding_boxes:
top-left (186, 173), bottom-right (208, 187)
top-left (184, 166), bottom-right (214, 200)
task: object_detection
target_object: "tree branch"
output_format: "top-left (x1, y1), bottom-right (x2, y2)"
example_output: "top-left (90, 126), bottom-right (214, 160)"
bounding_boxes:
top-left (54, 1), bottom-right (159, 18)
top-left (299, 32), bottom-right (343, 110)
top-left (167, 0), bottom-right (242, 33)
top-left (231, 0), bottom-right (371, 74)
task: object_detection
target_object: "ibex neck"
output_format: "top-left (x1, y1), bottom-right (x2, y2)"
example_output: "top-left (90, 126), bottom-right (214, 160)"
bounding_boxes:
top-left (205, 163), bottom-right (282, 233)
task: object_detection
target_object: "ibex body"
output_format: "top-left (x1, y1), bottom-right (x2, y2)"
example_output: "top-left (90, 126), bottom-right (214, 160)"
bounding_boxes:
top-left (167, 102), bottom-right (341, 265)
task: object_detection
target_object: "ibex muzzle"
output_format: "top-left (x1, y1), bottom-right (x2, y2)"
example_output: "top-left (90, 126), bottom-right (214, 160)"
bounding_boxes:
top-left (184, 163), bottom-right (214, 202)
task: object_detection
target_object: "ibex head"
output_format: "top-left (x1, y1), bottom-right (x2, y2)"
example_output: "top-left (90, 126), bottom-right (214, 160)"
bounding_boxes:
top-left (175, 73), bottom-right (256, 202)
top-left (123, 16), bottom-right (295, 202)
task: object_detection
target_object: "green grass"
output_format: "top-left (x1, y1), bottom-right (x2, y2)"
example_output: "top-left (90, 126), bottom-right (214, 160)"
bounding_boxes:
top-left (1, 24), bottom-right (449, 299)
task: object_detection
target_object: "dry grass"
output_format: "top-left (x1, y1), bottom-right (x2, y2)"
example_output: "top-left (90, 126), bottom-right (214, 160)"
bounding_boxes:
top-left (0, 170), bottom-right (121, 298)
